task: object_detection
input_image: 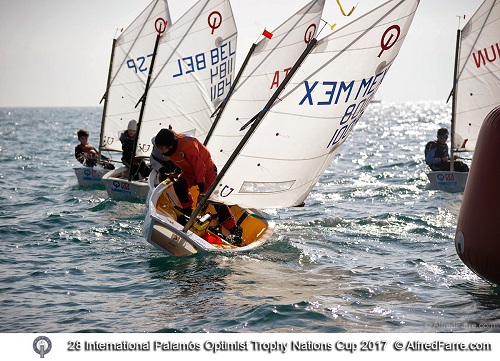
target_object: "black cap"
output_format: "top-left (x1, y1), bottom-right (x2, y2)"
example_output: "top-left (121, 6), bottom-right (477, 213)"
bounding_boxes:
top-left (155, 128), bottom-right (176, 147)
top-left (437, 128), bottom-right (448, 137)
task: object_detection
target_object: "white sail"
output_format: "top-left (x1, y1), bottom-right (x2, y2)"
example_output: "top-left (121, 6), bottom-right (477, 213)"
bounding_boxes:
top-left (453, 0), bottom-right (500, 152)
top-left (137, 0), bottom-right (237, 156)
top-left (210, 0), bottom-right (419, 209)
top-left (206, 0), bottom-right (325, 157)
top-left (100, 0), bottom-right (172, 154)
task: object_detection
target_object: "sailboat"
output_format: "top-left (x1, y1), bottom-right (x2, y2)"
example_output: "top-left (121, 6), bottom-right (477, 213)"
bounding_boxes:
top-left (426, 0), bottom-right (500, 191)
top-left (144, 0), bottom-right (325, 255)
top-left (73, 129), bottom-right (114, 187)
top-left (76, 2), bottom-right (170, 189)
top-left (144, 0), bottom-right (420, 256)
top-left (96, 0), bottom-right (172, 200)
top-left (74, 162), bottom-right (111, 187)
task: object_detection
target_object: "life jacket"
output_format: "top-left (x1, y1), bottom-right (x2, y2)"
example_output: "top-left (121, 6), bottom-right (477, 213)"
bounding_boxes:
top-left (167, 134), bottom-right (216, 184)
top-left (78, 143), bottom-right (96, 153)
top-left (75, 144), bottom-right (97, 166)
top-left (120, 131), bottom-right (136, 163)
top-left (424, 140), bottom-right (448, 165)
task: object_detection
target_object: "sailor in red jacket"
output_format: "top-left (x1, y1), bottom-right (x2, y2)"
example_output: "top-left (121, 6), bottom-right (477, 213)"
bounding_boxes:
top-left (154, 128), bottom-right (242, 244)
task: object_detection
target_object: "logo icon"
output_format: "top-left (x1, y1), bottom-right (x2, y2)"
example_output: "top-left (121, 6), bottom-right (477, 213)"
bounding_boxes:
top-left (378, 24), bottom-right (401, 58)
top-left (304, 24), bottom-right (317, 43)
top-left (33, 336), bottom-right (52, 358)
top-left (155, 17), bottom-right (168, 35)
top-left (208, 11), bottom-right (222, 34)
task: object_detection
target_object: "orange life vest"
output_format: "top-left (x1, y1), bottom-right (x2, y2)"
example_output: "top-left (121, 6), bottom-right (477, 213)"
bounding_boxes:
top-left (168, 134), bottom-right (216, 185)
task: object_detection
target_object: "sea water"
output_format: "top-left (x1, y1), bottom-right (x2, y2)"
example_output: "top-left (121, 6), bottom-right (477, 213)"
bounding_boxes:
top-left (1, 103), bottom-right (499, 333)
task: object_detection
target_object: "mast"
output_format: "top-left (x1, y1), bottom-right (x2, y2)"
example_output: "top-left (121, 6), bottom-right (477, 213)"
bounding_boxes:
top-left (450, 28), bottom-right (461, 172)
top-left (129, 19), bottom-right (167, 181)
top-left (98, 38), bottom-right (117, 161)
top-left (183, 38), bottom-right (318, 232)
top-left (204, 42), bottom-right (258, 146)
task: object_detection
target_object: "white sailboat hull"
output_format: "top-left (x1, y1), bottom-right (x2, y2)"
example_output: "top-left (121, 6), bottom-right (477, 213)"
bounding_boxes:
top-left (143, 181), bottom-right (275, 256)
top-left (426, 171), bottom-right (468, 192)
top-left (146, 168), bottom-right (160, 205)
top-left (74, 166), bottom-right (109, 187)
top-left (102, 166), bottom-right (149, 201)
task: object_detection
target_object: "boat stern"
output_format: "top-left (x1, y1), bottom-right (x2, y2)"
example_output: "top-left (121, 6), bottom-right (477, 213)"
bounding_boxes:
top-left (426, 171), bottom-right (468, 192)
top-left (74, 166), bottom-right (108, 187)
top-left (147, 219), bottom-right (200, 256)
top-left (102, 166), bottom-right (149, 201)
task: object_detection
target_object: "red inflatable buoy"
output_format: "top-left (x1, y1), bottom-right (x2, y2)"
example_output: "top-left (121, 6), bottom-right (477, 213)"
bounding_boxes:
top-left (455, 105), bottom-right (500, 285)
